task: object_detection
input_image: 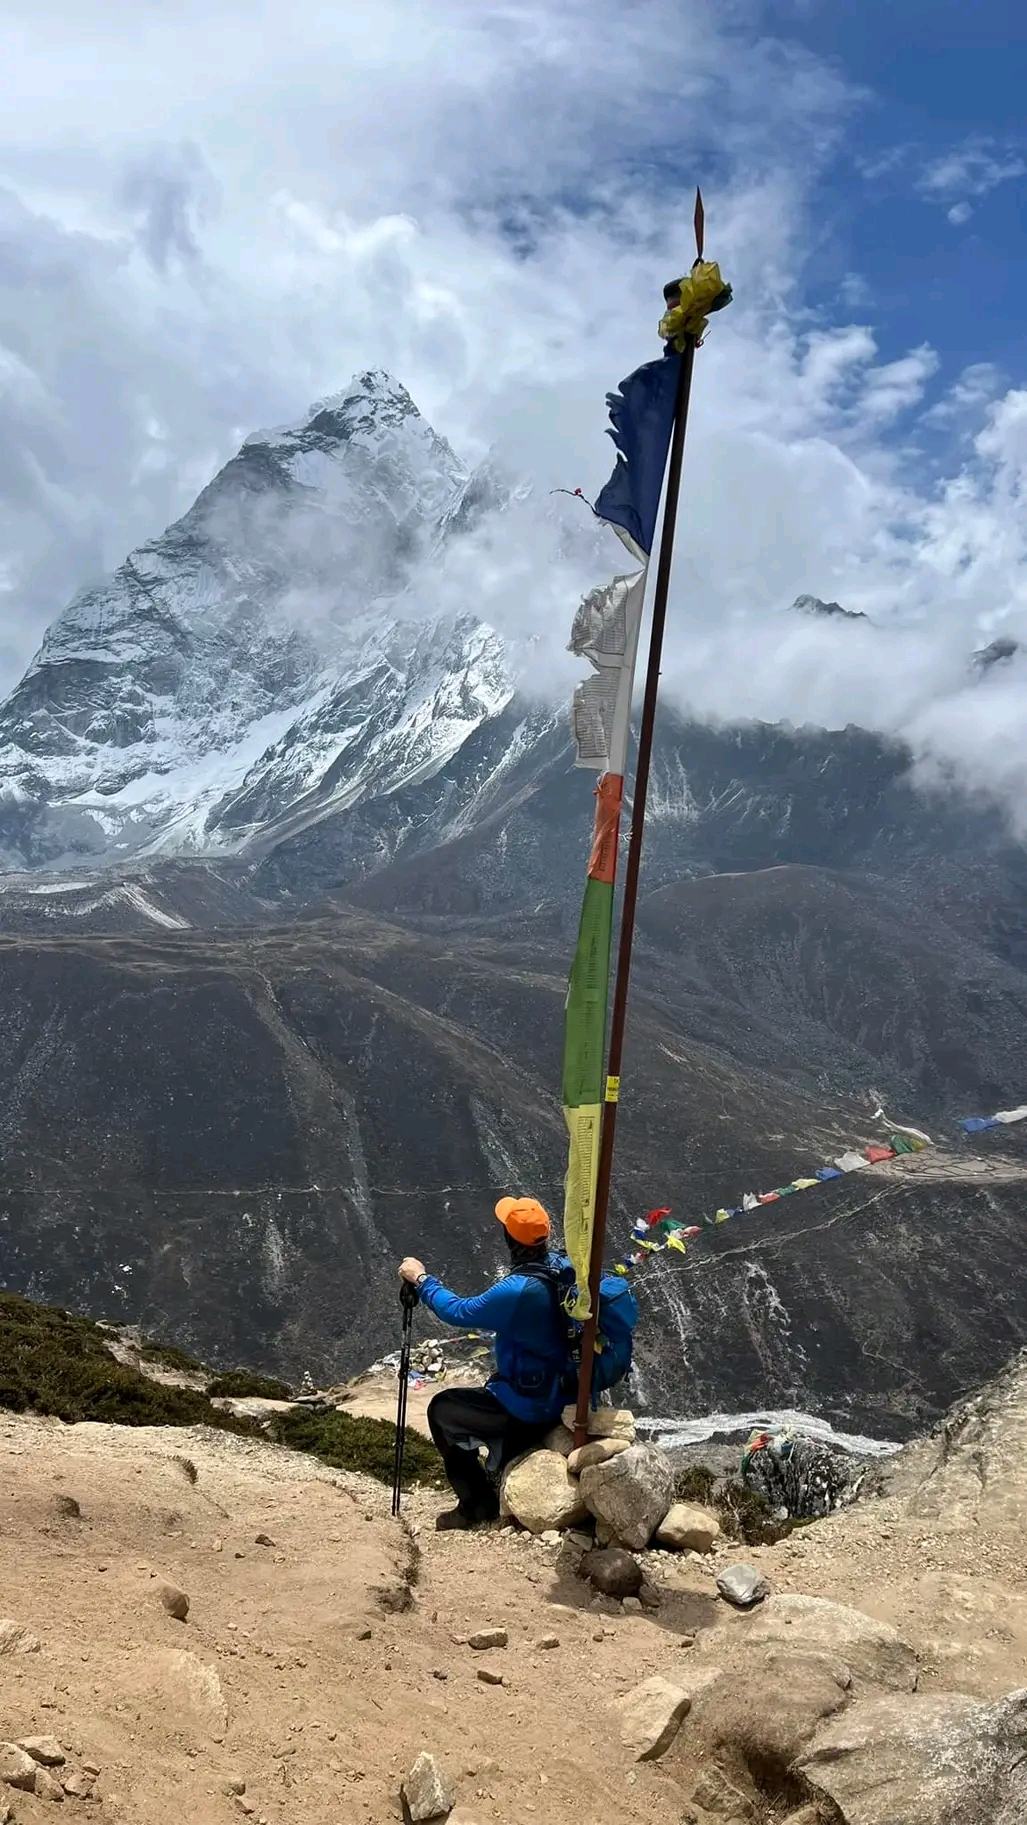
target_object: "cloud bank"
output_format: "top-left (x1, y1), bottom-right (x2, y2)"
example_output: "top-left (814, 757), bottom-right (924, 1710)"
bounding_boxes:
top-left (1, 0), bottom-right (1026, 824)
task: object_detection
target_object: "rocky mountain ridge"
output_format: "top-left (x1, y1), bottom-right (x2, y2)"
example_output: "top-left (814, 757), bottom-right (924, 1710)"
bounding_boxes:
top-left (2, 366), bottom-right (1027, 1448)
top-left (0, 371), bottom-right (514, 868)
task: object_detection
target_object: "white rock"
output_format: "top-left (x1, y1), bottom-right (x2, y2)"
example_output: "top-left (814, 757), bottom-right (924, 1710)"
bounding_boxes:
top-left (17, 1737), bottom-right (65, 1767)
top-left (34, 1767), bottom-right (65, 1802)
top-left (401, 1750), bottom-right (454, 1821)
top-left (62, 1772), bottom-right (97, 1798)
top-left (656, 1502), bottom-right (721, 1553)
top-left (500, 1451), bottom-right (588, 1535)
top-left (562, 1405), bottom-right (635, 1440)
top-left (716, 1564), bottom-right (771, 1608)
top-left (611, 1676), bottom-right (691, 1760)
top-left (0, 1619), bottom-right (41, 1655)
top-left (0, 1743), bottom-right (39, 1789)
top-left (146, 1648), bottom-right (229, 1739)
top-left (567, 1437), bottom-right (631, 1474)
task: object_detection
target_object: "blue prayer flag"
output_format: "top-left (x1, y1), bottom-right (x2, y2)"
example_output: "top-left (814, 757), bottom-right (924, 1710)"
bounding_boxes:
top-left (593, 352), bottom-right (681, 556)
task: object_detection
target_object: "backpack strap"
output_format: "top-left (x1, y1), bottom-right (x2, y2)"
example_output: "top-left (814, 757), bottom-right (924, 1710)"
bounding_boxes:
top-left (517, 1263), bottom-right (581, 1373)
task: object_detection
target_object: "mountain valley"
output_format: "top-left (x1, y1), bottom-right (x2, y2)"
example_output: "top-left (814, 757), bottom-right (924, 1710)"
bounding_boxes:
top-left (1, 372), bottom-right (1026, 1436)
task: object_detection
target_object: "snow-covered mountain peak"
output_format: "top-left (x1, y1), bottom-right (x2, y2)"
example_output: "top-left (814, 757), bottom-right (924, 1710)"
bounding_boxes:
top-left (247, 369), bottom-right (422, 447)
top-left (0, 373), bottom-right (517, 871)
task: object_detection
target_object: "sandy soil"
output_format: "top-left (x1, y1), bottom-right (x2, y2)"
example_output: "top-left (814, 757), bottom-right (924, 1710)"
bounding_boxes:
top-left (2, 1395), bottom-right (1027, 1824)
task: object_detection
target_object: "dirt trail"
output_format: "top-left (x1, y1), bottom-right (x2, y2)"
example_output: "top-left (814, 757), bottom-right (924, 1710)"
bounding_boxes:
top-left (3, 1395), bottom-right (1027, 1824)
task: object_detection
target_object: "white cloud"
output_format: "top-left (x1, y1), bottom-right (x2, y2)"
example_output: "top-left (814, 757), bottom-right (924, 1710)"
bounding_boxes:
top-left (917, 137), bottom-right (1024, 229)
top-left (919, 139), bottom-right (1025, 201)
top-left (0, 1), bottom-right (1026, 831)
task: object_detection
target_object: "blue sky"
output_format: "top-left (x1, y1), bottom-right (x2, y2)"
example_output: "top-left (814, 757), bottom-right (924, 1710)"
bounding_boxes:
top-left (1, 0), bottom-right (1027, 823)
top-left (768, 0), bottom-right (1027, 380)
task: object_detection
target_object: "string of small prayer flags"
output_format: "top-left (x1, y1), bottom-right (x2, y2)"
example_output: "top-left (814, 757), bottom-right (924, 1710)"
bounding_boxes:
top-left (961, 1103), bottom-right (1027, 1134)
top-left (610, 1131), bottom-right (931, 1276)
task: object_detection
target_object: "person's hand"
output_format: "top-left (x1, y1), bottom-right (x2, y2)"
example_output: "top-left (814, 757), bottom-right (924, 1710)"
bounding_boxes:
top-left (400, 1256), bottom-right (427, 1284)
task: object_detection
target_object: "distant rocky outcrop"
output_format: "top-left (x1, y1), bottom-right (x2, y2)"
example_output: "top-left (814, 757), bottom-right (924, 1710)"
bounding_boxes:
top-left (973, 635), bottom-right (1019, 673)
top-left (792, 592), bottom-right (869, 621)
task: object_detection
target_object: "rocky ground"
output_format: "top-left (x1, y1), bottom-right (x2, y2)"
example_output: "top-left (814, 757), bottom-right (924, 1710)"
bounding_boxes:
top-left (3, 1352), bottom-right (1027, 1823)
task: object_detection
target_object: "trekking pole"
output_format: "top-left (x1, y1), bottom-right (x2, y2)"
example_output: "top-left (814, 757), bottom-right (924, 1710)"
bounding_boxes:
top-left (391, 1280), bottom-right (419, 1517)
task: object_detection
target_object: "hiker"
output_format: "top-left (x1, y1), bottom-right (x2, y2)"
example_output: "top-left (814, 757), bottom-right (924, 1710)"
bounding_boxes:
top-left (399, 1196), bottom-right (570, 1531)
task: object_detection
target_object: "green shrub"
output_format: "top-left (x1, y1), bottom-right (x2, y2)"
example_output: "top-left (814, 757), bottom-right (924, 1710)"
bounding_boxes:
top-left (269, 1405), bottom-right (445, 1490)
top-left (207, 1369), bottom-right (293, 1401)
top-left (138, 1341), bottom-right (205, 1373)
top-left (675, 1462), bottom-right (717, 1505)
top-left (714, 1476), bottom-right (795, 1546)
top-left (0, 1292), bottom-right (253, 1435)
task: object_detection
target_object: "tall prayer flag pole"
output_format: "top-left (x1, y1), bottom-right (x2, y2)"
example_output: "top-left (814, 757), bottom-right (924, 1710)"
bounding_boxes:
top-left (562, 192), bottom-right (730, 1443)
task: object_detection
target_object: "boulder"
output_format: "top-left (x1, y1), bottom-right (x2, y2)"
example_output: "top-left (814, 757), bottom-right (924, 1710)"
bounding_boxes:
top-left (18, 1737), bottom-right (66, 1766)
top-left (544, 1424), bottom-right (574, 1457)
top-left (612, 1676), bottom-right (691, 1761)
top-left (656, 1502), bottom-right (721, 1553)
top-left (581, 1547), bottom-right (643, 1599)
top-left (562, 1405), bottom-right (635, 1440)
top-left (146, 1648), bottom-right (228, 1740)
top-left (62, 1772), bottom-right (96, 1798)
top-left (0, 1743), bottom-right (40, 1789)
top-left (689, 1648), bottom-right (852, 1768)
top-left (567, 1437), bottom-right (631, 1474)
top-left (798, 1687), bottom-right (1027, 1825)
top-left (739, 1595), bottom-right (918, 1692)
top-left (579, 1444), bottom-right (675, 1550)
top-left (716, 1564), bottom-right (770, 1608)
top-left (0, 1619), bottom-right (41, 1654)
top-left (500, 1452), bottom-right (587, 1534)
top-left (401, 1751), bottom-right (454, 1822)
top-left (33, 1767), bottom-right (65, 1802)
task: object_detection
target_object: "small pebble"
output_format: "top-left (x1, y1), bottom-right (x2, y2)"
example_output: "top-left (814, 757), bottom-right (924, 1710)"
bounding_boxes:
top-left (476, 1668), bottom-right (504, 1686)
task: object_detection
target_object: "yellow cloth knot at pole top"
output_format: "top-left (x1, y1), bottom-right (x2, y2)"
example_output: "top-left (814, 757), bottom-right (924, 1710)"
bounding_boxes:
top-left (658, 259), bottom-right (733, 349)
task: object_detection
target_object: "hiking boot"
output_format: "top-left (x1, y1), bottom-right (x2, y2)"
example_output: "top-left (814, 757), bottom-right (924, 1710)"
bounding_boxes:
top-left (435, 1507), bottom-right (476, 1532)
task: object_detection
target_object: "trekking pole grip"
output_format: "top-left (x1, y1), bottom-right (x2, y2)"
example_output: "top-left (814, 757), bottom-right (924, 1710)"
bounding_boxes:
top-left (400, 1280), bottom-right (419, 1313)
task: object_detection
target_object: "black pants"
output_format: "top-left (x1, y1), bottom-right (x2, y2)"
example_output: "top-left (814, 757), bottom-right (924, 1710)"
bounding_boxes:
top-left (427, 1387), bottom-right (552, 1520)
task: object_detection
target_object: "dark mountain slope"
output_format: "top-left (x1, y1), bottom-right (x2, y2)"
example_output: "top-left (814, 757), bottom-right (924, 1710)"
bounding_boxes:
top-left (2, 901), bottom-right (1027, 1435)
top-left (636, 864), bottom-right (1027, 1112)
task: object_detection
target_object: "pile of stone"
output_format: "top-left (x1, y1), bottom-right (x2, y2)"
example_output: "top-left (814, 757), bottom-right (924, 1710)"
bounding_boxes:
top-left (500, 1405), bottom-right (721, 1560)
top-left (1, 1736), bottom-right (101, 1806)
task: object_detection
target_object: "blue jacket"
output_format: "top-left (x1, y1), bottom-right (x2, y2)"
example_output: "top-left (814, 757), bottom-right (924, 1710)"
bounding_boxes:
top-left (418, 1258), bottom-right (569, 1425)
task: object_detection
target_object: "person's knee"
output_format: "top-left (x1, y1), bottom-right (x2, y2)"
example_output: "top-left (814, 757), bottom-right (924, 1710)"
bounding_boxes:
top-left (426, 1390), bottom-right (453, 1446)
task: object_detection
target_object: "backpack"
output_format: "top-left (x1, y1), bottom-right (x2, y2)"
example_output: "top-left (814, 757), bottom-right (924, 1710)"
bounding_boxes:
top-left (525, 1256), bottom-right (638, 1400)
